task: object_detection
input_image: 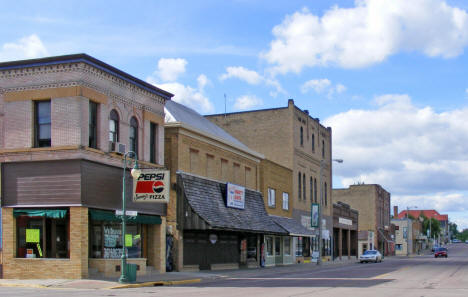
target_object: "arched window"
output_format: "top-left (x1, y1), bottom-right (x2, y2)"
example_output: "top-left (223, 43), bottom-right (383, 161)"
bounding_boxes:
top-left (312, 134), bottom-right (315, 152)
top-left (314, 178), bottom-right (317, 202)
top-left (300, 126), bottom-right (304, 146)
top-left (298, 172), bottom-right (301, 200)
top-left (303, 173), bottom-right (306, 200)
top-left (109, 110), bottom-right (119, 142)
top-left (310, 177), bottom-right (313, 201)
top-left (129, 117), bottom-right (138, 154)
top-left (322, 140), bottom-right (325, 158)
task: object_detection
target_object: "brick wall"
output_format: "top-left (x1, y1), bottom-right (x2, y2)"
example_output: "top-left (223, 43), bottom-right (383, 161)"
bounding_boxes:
top-left (260, 159), bottom-right (293, 217)
top-left (1, 207), bottom-right (88, 279)
top-left (3, 100), bottom-right (32, 149)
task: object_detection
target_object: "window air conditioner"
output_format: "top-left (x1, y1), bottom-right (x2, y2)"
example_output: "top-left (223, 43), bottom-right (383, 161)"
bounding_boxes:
top-left (109, 141), bottom-right (126, 154)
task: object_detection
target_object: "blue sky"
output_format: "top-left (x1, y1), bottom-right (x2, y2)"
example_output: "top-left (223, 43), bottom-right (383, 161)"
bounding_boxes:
top-left (2, 0), bottom-right (468, 230)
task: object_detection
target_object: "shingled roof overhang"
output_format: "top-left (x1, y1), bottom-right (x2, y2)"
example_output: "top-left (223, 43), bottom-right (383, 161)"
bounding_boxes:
top-left (178, 172), bottom-right (287, 235)
top-left (270, 216), bottom-right (315, 237)
top-left (0, 53), bottom-right (174, 100)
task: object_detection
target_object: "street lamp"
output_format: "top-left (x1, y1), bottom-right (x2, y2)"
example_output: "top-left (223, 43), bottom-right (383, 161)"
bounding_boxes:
top-left (317, 158), bottom-right (343, 266)
top-left (406, 206), bottom-right (417, 257)
top-left (119, 151), bottom-right (141, 284)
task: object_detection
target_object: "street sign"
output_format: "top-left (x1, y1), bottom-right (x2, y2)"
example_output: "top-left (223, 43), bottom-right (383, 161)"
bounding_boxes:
top-left (115, 210), bottom-right (138, 216)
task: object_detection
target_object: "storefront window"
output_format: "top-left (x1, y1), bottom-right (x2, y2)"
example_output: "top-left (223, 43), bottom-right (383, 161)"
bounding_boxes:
top-left (16, 211), bottom-right (69, 259)
top-left (275, 237), bottom-right (281, 256)
top-left (266, 236), bottom-right (273, 256)
top-left (91, 221), bottom-right (142, 259)
top-left (284, 237), bottom-right (291, 256)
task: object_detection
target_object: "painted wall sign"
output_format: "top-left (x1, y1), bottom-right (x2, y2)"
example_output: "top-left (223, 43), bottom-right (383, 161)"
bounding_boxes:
top-left (133, 169), bottom-right (170, 203)
top-left (339, 217), bottom-right (352, 226)
top-left (226, 183), bottom-right (245, 209)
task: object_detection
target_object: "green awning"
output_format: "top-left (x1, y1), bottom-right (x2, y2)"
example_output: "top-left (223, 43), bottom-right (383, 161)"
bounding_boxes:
top-left (89, 209), bottom-right (161, 225)
top-left (13, 209), bottom-right (68, 219)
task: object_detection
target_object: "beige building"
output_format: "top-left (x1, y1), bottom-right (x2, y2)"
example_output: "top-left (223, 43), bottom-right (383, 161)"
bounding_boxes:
top-left (207, 99), bottom-right (333, 261)
top-left (0, 54), bottom-right (170, 279)
top-left (333, 184), bottom-right (392, 257)
top-left (164, 101), bottom-right (290, 271)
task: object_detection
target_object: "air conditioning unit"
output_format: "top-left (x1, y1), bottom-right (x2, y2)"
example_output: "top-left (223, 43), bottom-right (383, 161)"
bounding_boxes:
top-left (109, 141), bottom-right (126, 154)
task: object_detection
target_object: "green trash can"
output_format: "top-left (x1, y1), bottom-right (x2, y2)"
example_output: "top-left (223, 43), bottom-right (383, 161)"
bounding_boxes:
top-left (126, 263), bottom-right (137, 283)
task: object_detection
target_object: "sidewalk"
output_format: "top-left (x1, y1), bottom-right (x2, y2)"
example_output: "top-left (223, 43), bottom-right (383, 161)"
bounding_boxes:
top-left (0, 257), bottom-right (368, 290)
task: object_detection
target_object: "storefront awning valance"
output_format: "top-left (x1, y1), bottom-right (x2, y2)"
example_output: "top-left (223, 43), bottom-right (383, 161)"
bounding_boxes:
top-left (13, 209), bottom-right (67, 219)
top-left (89, 209), bottom-right (161, 224)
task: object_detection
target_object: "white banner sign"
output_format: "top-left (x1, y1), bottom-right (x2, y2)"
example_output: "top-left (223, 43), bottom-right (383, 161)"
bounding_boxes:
top-left (339, 217), bottom-right (352, 226)
top-left (226, 183), bottom-right (245, 209)
top-left (133, 170), bottom-right (170, 203)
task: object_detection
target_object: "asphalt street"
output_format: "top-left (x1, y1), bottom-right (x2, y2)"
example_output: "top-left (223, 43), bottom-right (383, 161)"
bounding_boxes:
top-left (1, 243), bottom-right (467, 297)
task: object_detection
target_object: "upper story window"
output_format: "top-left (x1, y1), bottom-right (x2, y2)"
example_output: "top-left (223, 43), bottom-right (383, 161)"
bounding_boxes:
top-left (312, 134), bottom-right (315, 152)
top-left (298, 172), bottom-right (301, 200)
top-left (89, 101), bottom-right (98, 149)
top-left (150, 122), bottom-right (158, 164)
top-left (300, 126), bottom-right (304, 146)
top-left (129, 117), bottom-right (139, 155)
top-left (268, 188), bottom-right (276, 207)
top-left (35, 100), bottom-right (51, 147)
top-left (310, 177), bottom-right (313, 201)
top-left (303, 173), bottom-right (306, 200)
top-left (322, 140), bottom-right (325, 158)
top-left (282, 192), bottom-right (289, 210)
top-left (314, 178), bottom-right (317, 203)
top-left (109, 109), bottom-right (119, 143)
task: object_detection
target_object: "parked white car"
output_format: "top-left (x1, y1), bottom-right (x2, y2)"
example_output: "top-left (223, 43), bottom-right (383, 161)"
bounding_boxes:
top-left (359, 250), bottom-right (382, 263)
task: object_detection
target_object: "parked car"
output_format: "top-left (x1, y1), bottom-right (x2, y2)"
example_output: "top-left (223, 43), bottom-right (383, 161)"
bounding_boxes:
top-left (359, 250), bottom-right (382, 263)
top-left (465, 240), bottom-right (468, 244)
top-left (434, 247), bottom-right (448, 258)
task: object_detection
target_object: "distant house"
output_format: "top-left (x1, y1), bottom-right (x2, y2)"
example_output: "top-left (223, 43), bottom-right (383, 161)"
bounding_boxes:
top-left (395, 208), bottom-right (449, 244)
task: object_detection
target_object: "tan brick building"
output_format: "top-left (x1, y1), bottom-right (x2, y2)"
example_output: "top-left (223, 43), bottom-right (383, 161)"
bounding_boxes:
top-left (206, 99), bottom-right (333, 262)
top-left (164, 100), bottom-right (293, 271)
top-left (332, 184), bottom-right (392, 257)
top-left (0, 54), bottom-right (171, 279)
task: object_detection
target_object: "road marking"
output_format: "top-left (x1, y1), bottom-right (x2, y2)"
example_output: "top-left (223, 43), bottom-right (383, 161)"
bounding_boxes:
top-left (228, 277), bottom-right (384, 281)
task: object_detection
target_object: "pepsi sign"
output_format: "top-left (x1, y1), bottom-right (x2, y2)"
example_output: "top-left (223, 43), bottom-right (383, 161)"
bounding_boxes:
top-left (133, 170), bottom-right (170, 203)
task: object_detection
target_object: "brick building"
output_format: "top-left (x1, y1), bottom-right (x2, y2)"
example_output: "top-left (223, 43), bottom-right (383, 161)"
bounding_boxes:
top-left (164, 100), bottom-right (294, 271)
top-left (332, 184), bottom-right (393, 257)
top-left (206, 99), bottom-right (333, 262)
top-left (0, 54), bottom-right (171, 279)
top-left (395, 208), bottom-right (449, 244)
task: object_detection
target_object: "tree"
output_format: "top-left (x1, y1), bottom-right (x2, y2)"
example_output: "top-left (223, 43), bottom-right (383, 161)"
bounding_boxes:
top-left (449, 222), bottom-right (458, 238)
top-left (420, 213), bottom-right (441, 238)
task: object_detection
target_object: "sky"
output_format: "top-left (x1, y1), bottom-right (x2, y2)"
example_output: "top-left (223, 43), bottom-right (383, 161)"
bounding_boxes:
top-left (1, 0), bottom-right (468, 230)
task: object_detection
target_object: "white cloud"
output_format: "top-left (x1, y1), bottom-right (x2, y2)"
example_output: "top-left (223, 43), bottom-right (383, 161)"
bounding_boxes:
top-left (147, 64), bottom-right (214, 113)
top-left (155, 81), bottom-right (214, 113)
top-left (0, 34), bottom-right (48, 62)
top-left (156, 58), bottom-right (187, 82)
top-left (197, 74), bottom-right (210, 91)
top-left (301, 79), bottom-right (331, 94)
top-left (263, 0), bottom-right (468, 74)
top-left (220, 66), bottom-right (263, 84)
top-left (325, 94), bottom-right (468, 196)
top-left (301, 79), bottom-right (347, 98)
top-left (219, 66), bottom-right (286, 97)
top-left (234, 95), bottom-right (263, 111)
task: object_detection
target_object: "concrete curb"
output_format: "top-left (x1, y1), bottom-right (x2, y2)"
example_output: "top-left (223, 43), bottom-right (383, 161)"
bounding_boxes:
top-left (0, 283), bottom-right (48, 289)
top-left (109, 278), bottom-right (202, 289)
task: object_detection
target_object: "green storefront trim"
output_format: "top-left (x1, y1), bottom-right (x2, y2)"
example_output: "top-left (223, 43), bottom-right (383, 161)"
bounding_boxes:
top-left (13, 209), bottom-right (68, 219)
top-left (89, 209), bottom-right (161, 225)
